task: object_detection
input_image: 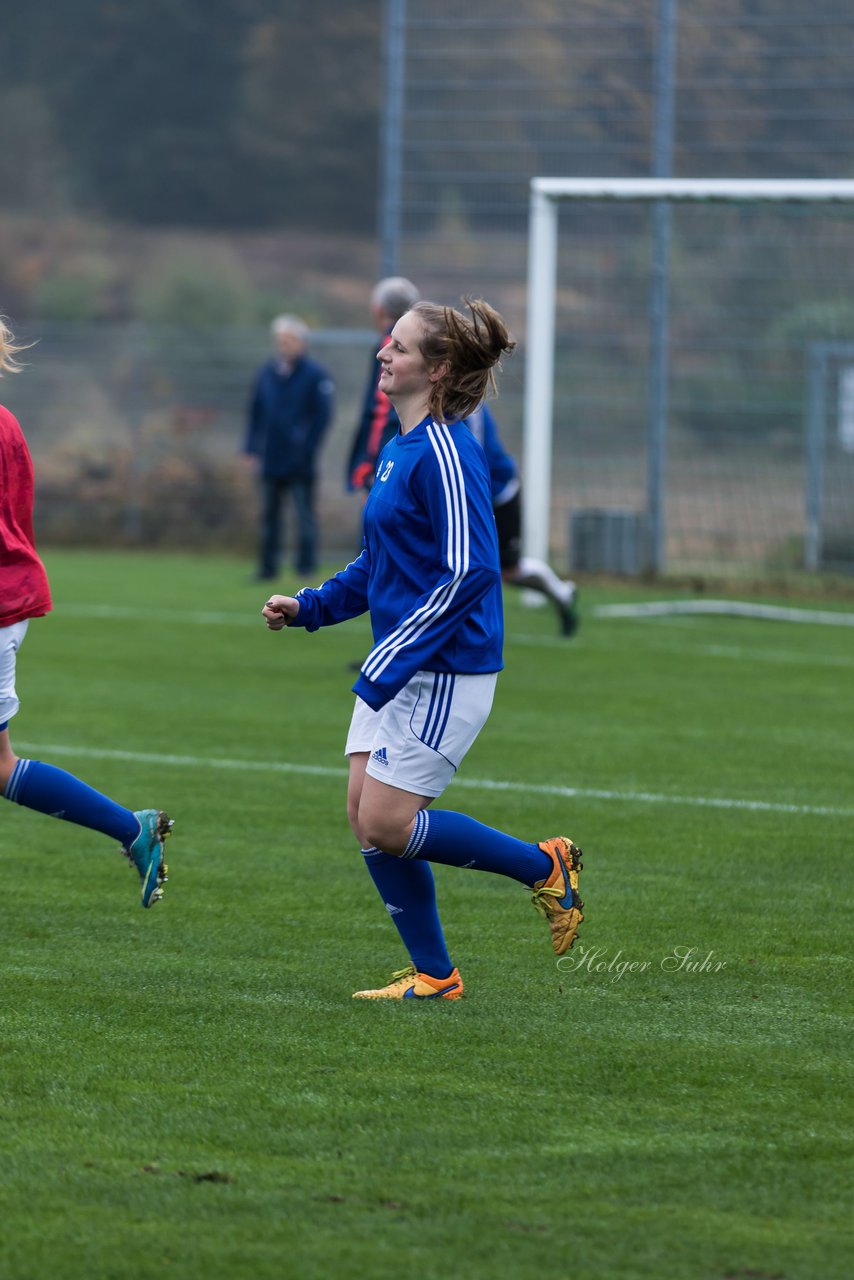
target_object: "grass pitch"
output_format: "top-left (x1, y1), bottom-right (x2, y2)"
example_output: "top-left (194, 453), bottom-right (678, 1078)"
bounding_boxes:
top-left (1, 550), bottom-right (852, 1280)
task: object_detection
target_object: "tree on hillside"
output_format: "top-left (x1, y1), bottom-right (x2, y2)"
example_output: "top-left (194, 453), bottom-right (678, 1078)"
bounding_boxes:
top-left (1, 0), bottom-right (383, 230)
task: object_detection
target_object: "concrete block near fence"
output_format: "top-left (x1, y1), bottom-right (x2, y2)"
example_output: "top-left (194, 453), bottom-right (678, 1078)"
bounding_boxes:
top-left (570, 508), bottom-right (650, 576)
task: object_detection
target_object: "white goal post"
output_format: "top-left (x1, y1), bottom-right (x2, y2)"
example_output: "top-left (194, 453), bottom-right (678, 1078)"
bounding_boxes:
top-left (523, 176), bottom-right (854, 571)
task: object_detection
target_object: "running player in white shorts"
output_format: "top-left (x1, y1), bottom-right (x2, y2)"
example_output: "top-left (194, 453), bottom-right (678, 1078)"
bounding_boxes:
top-left (263, 298), bottom-right (586, 999)
top-left (0, 316), bottom-right (173, 908)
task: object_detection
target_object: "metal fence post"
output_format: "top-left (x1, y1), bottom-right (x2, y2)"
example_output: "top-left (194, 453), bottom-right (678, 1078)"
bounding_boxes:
top-left (805, 342), bottom-right (828, 572)
top-left (647, 0), bottom-right (677, 573)
top-left (379, 0), bottom-right (407, 279)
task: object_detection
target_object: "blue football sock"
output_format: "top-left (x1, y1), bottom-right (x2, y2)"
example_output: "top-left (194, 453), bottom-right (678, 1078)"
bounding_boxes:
top-left (403, 809), bottom-right (552, 886)
top-left (3, 759), bottom-right (140, 847)
top-left (361, 847), bottom-right (453, 980)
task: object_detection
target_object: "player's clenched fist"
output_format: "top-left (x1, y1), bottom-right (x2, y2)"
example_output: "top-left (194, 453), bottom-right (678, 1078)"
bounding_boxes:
top-left (261, 594), bottom-right (300, 630)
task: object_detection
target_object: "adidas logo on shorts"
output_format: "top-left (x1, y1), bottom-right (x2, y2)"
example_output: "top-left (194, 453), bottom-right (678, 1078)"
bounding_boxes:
top-left (371, 746), bottom-right (389, 766)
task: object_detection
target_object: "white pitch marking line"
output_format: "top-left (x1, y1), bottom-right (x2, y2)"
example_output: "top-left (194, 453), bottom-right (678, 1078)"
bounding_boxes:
top-left (593, 599), bottom-right (854, 626)
top-left (53, 598), bottom-right (854, 629)
top-left (50, 601), bottom-right (854, 670)
top-left (17, 741), bottom-right (854, 820)
top-left (51, 602), bottom-right (376, 635)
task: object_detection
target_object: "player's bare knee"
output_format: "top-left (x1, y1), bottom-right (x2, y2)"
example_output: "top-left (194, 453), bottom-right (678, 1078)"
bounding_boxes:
top-left (0, 746), bottom-right (18, 790)
top-left (360, 812), bottom-right (408, 856)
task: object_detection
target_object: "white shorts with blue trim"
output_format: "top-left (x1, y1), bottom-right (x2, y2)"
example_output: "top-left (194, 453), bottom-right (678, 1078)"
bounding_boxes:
top-left (345, 669), bottom-right (498, 799)
top-left (0, 620), bottom-right (29, 726)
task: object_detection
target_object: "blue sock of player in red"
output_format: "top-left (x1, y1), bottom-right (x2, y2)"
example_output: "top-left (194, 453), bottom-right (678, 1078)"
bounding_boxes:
top-left (402, 809), bottom-right (553, 884)
top-left (3, 758), bottom-right (140, 846)
top-left (362, 847), bottom-right (454, 979)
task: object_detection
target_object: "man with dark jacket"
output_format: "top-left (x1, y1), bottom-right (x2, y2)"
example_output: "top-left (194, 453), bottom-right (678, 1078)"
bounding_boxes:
top-left (245, 315), bottom-right (334, 580)
top-left (345, 277), bottom-right (420, 494)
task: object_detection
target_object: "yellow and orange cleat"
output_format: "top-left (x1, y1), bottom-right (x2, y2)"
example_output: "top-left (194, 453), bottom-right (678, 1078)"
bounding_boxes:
top-left (531, 836), bottom-right (584, 955)
top-left (353, 965), bottom-right (464, 1000)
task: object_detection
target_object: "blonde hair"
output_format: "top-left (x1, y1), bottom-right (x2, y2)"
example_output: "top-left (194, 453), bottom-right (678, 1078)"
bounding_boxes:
top-left (411, 298), bottom-right (516, 422)
top-left (0, 315), bottom-right (28, 376)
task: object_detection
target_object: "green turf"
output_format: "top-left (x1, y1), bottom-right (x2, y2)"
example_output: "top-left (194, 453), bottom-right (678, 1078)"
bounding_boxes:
top-left (1, 549), bottom-right (852, 1280)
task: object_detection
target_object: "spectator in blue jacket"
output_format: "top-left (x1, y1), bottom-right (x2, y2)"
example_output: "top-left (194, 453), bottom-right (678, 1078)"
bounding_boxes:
top-left (244, 315), bottom-right (334, 580)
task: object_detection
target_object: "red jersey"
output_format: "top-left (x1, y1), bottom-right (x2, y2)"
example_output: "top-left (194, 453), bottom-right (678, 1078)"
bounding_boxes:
top-left (0, 404), bottom-right (52, 627)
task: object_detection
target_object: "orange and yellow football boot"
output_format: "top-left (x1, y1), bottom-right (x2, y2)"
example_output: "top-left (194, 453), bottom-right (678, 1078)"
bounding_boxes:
top-left (531, 836), bottom-right (584, 955)
top-left (352, 965), bottom-right (464, 1000)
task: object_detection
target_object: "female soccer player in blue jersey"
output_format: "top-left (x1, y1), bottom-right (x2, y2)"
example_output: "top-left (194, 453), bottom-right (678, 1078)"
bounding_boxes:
top-left (465, 400), bottom-right (579, 636)
top-left (262, 298), bottom-right (584, 999)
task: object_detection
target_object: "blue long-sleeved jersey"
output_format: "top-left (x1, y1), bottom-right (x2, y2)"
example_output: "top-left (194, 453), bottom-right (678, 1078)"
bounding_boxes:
top-left (292, 415), bottom-right (504, 710)
top-left (464, 403), bottom-right (519, 505)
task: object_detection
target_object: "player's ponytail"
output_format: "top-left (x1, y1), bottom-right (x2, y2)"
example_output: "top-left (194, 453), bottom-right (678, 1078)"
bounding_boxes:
top-left (413, 298), bottom-right (516, 422)
top-left (0, 316), bottom-right (27, 376)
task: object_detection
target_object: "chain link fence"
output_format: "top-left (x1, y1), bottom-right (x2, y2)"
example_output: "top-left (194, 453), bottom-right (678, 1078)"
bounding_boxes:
top-left (3, 3), bottom-right (854, 576)
top-left (385, 1), bottom-right (854, 576)
top-left (3, 324), bottom-right (375, 563)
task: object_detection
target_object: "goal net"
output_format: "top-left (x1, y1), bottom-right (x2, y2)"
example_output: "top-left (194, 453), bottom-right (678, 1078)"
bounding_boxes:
top-left (523, 178), bottom-right (854, 577)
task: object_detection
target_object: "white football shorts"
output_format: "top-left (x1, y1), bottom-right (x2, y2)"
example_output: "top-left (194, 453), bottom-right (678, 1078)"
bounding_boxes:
top-left (345, 669), bottom-right (498, 798)
top-left (0, 620), bottom-right (29, 726)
